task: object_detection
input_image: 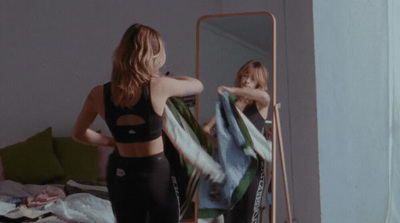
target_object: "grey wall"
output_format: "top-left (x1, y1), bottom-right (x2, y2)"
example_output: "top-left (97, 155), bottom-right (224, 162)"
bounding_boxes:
top-left (0, 0), bottom-right (221, 146)
top-left (265, 1), bottom-right (320, 222)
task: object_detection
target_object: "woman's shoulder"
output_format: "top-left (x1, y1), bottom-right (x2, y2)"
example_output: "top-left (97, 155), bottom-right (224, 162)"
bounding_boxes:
top-left (149, 76), bottom-right (174, 90)
top-left (91, 84), bottom-right (105, 93)
top-left (87, 84), bottom-right (105, 100)
top-left (151, 76), bottom-right (169, 83)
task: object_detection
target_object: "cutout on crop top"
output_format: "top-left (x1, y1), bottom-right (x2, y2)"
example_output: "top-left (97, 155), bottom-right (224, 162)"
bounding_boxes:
top-left (103, 82), bottom-right (163, 143)
top-left (116, 115), bottom-right (146, 126)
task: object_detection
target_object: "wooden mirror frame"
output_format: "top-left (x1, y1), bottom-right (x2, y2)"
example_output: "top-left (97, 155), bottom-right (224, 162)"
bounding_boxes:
top-left (195, 11), bottom-right (278, 223)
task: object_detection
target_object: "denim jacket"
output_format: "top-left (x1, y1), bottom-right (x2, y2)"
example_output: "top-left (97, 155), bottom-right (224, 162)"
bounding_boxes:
top-left (198, 92), bottom-right (259, 218)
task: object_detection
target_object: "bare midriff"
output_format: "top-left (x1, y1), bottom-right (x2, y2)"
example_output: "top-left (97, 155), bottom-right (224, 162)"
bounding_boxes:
top-left (116, 137), bottom-right (164, 158)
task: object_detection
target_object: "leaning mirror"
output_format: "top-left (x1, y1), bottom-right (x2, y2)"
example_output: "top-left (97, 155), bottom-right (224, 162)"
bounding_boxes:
top-left (195, 11), bottom-right (277, 222)
top-left (196, 12), bottom-right (276, 124)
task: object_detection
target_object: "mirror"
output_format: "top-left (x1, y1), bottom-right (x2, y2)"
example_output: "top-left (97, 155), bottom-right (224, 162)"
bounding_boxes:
top-left (195, 12), bottom-right (277, 222)
top-left (196, 12), bottom-right (276, 125)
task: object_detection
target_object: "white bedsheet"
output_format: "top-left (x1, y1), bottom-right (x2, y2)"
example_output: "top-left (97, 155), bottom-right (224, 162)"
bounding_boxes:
top-left (0, 200), bottom-right (15, 215)
top-left (45, 193), bottom-right (114, 223)
top-left (0, 180), bottom-right (115, 223)
top-left (0, 180), bottom-right (61, 202)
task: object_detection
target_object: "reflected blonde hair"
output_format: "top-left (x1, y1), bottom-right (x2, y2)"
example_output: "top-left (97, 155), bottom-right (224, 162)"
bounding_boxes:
top-left (234, 60), bottom-right (269, 91)
top-left (111, 23), bottom-right (166, 107)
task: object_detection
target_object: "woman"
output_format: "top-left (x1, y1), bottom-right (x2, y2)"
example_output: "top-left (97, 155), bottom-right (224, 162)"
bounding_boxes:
top-left (203, 60), bottom-right (270, 223)
top-left (73, 23), bottom-right (204, 223)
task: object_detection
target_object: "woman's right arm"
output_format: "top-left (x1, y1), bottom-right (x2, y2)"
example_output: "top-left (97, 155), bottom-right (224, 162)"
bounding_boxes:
top-left (150, 75), bottom-right (204, 115)
top-left (163, 76), bottom-right (204, 97)
top-left (153, 76), bottom-right (203, 100)
top-left (72, 87), bottom-right (116, 147)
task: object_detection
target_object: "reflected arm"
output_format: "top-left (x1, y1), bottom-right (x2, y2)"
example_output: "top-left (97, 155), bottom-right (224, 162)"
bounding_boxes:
top-left (218, 86), bottom-right (270, 107)
top-left (203, 115), bottom-right (216, 134)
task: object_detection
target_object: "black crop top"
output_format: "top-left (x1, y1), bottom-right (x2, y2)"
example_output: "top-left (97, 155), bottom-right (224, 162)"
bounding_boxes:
top-left (103, 82), bottom-right (163, 143)
top-left (243, 102), bottom-right (266, 132)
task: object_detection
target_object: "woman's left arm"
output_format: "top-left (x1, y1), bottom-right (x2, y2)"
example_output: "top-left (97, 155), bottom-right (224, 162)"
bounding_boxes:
top-left (218, 86), bottom-right (270, 106)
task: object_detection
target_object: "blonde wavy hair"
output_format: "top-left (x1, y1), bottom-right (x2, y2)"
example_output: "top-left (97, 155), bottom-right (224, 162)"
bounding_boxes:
top-left (111, 23), bottom-right (166, 107)
top-left (234, 60), bottom-right (269, 91)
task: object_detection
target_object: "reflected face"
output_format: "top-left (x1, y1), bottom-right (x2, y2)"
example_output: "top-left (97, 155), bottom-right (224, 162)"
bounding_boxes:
top-left (196, 12), bottom-right (274, 124)
top-left (240, 75), bottom-right (257, 89)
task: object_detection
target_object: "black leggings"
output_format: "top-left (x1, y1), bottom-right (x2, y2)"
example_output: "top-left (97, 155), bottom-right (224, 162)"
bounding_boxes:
top-left (107, 151), bottom-right (180, 223)
top-left (224, 160), bottom-right (265, 223)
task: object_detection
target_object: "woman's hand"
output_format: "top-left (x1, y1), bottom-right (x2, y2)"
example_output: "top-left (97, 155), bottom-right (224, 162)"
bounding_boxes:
top-left (203, 124), bottom-right (217, 147)
top-left (202, 116), bottom-right (218, 147)
top-left (217, 86), bottom-right (234, 95)
top-left (203, 125), bottom-right (212, 135)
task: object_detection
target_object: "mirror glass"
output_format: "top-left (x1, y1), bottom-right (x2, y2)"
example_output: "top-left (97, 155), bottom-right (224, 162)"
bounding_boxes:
top-left (196, 12), bottom-right (275, 124)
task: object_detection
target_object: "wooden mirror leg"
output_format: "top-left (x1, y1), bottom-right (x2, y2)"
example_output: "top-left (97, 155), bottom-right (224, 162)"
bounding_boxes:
top-left (274, 103), bottom-right (293, 223)
top-left (271, 107), bottom-right (277, 223)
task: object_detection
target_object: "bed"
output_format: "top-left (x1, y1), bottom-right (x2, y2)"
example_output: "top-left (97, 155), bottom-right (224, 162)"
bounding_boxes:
top-left (0, 127), bottom-right (115, 222)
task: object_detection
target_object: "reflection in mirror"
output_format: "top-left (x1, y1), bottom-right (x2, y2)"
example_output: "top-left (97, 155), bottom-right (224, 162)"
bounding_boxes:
top-left (196, 12), bottom-right (274, 125)
top-left (196, 12), bottom-right (276, 223)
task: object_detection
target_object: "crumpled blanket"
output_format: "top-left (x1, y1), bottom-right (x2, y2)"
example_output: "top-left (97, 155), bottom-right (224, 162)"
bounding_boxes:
top-left (0, 180), bottom-right (114, 223)
top-left (26, 186), bottom-right (65, 208)
top-left (0, 200), bottom-right (15, 215)
top-left (0, 204), bottom-right (51, 221)
top-left (44, 193), bottom-right (115, 223)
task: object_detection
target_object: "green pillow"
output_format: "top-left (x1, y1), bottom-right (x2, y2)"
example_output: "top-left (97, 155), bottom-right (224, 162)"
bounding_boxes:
top-left (52, 137), bottom-right (99, 184)
top-left (0, 127), bottom-right (65, 184)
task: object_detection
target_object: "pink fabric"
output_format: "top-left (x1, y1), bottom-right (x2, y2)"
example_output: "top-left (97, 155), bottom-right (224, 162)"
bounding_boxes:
top-left (26, 186), bottom-right (66, 208)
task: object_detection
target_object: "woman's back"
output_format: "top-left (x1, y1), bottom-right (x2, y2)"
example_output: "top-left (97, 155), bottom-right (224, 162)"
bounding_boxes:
top-left (103, 81), bottom-right (165, 157)
top-left (72, 23), bottom-right (203, 223)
